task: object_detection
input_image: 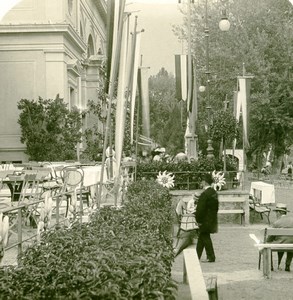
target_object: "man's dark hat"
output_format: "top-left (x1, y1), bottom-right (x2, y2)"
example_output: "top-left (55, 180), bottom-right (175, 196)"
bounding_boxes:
top-left (203, 172), bottom-right (214, 185)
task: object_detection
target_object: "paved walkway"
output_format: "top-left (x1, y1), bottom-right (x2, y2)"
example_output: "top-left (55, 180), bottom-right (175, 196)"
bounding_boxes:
top-left (172, 224), bottom-right (293, 299)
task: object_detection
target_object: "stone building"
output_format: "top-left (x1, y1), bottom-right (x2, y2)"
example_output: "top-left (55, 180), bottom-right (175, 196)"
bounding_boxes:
top-left (0, 0), bottom-right (107, 162)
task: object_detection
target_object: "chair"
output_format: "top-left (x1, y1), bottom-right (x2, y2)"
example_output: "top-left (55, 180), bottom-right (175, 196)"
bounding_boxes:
top-left (0, 171), bottom-right (11, 210)
top-left (40, 162), bottom-right (62, 183)
top-left (250, 228), bottom-right (281, 272)
top-left (18, 172), bottom-right (48, 227)
top-left (60, 166), bottom-right (87, 218)
top-left (249, 195), bottom-right (271, 224)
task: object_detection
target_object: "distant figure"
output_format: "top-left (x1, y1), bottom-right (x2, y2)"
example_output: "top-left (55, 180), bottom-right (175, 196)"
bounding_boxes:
top-left (195, 173), bottom-right (219, 263)
top-left (173, 152), bottom-right (188, 163)
top-left (287, 162), bottom-right (292, 179)
top-left (152, 147), bottom-right (165, 161)
top-left (105, 146), bottom-right (116, 180)
top-left (261, 165), bottom-right (271, 176)
top-left (266, 203), bottom-right (293, 272)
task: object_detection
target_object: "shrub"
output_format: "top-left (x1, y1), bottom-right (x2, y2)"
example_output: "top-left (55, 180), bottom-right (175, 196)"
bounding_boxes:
top-left (136, 156), bottom-right (238, 190)
top-left (17, 95), bottom-right (82, 161)
top-left (0, 180), bottom-right (177, 299)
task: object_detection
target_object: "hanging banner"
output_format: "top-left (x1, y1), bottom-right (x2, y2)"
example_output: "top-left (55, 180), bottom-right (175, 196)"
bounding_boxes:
top-left (175, 54), bottom-right (188, 101)
top-left (234, 76), bottom-right (253, 148)
top-left (138, 66), bottom-right (150, 139)
top-left (130, 32), bottom-right (142, 144)
top-left (114, 13), bottom-right (131, 175)
top-left (106, 0), bottom-right (119, 93)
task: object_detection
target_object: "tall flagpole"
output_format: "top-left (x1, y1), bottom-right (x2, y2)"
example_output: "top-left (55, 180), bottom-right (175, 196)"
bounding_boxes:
top-left (97, 0), bottom-right (126, 208)
top-left (185, 0), bottom-right (197, 161)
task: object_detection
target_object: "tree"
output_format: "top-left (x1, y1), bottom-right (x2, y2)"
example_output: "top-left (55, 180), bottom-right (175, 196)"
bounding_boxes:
top-left (174, 0), bottom-right (293, 170)
top-left (149, 68), bottom-right (187, 155)
top-left (18, 95), bottom-right (82, 161)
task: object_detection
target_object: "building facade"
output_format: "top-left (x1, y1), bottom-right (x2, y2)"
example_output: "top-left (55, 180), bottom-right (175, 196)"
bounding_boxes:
top-left (0, 0), bottom-right (106, 162)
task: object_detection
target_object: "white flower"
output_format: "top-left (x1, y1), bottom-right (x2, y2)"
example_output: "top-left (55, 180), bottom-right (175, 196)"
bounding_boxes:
top-left (212, 170), bottom-right (226, 191)
top-left (156, 171), bottom-right (175, 188)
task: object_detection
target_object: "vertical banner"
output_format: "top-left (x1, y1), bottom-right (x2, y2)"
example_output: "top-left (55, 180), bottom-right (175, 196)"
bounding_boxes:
top-left (236, 76), bottom-right (252, 148)
top-left (106, 0), bottom-right (119, 93)
top-left (175, 54), bottom-right (188, 101)
top-left (188, 58), bottom-right (194, 112)
top-left (138, 67), bottom-right (150, 139)
top-left (130, 32), bottom-right (142, 144)
top-left (114, 13), bottom-right (130, 175)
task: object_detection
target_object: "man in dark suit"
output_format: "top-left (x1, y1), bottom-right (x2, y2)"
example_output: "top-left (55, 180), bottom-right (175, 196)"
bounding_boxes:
top-left (267, 203), bottom-right (293, 272)
top-left (195, 173), bottom-right (219, 262)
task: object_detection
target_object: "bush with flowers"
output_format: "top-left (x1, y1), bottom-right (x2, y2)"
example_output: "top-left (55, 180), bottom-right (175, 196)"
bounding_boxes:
top-left (136, 156), bottom-right (237, 190)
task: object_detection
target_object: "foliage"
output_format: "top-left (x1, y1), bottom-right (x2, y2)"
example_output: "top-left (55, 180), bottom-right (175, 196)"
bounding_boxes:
top-left (0, 180), bottom-right (177, 299)
top-left (82, 79), bottom-right (135, 161)
top-left (17, 95), bottom-right (82, 161)
top-left (211, 110), bottom-right (239, 144)
top-left (174, 0), bottom-right (293, 170)
top-left (149, 68), bottom-right (187, 155)
top-left (136, 157), bottom-right (237, 190)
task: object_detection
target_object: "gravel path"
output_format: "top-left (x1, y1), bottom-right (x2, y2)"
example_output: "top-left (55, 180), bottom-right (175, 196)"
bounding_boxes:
top-left (172, 186), bottom-right (293, 299)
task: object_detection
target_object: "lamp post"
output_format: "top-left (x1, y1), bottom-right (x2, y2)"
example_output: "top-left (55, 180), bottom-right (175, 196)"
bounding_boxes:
top-left (185, 0), bottom-right (197, 162)
top-left (204, 0), bottom-right (213, 159)
top-left (204, 0), bottom-right (230, 159)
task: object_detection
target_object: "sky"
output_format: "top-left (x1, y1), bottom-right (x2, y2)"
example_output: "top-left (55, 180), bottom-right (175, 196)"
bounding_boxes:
top-left (2, 0), bottom-right (293, 75)
top-left (0, 0), bottom-right (183, 77)
top-left (126, 1), bottom-right (183, 76)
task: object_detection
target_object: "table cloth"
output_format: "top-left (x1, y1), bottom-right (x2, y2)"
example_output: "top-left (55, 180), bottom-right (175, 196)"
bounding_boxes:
top-left (250, 181), bottom-right (275, 204)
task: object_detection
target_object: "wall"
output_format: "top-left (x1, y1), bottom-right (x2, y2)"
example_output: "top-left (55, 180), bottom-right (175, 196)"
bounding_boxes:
top-left (0, 0), bottom-right (106, 162)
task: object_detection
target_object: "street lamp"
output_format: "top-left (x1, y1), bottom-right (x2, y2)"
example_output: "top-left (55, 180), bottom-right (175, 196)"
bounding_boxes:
top-left (219, 9), bottom-right (231, 32)
top-left (204, 0), bottom-right (230, 159)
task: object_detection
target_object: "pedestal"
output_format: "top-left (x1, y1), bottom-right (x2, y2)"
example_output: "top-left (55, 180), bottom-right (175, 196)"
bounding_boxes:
top-left (185, 133), bottom-right (198, 161)
top-left (207, 139), bottom-right (214, 159)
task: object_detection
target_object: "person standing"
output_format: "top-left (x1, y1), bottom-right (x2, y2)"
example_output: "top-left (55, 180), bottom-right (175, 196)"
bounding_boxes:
top-left (195, 173), bottom-right (219, 262)
top-left (287, 162), bottom-right (292, 180)
top-left (266, 203), bottom-right (293, 272)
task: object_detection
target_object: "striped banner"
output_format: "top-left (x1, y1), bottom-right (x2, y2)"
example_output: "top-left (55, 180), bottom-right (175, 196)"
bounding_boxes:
top-left (187, 58), bottom-right (195, 113)
top-left (138, 67), bottom-right (150, 139)
top-left (175, 54), bottom-right (188, 102)
top-left (175, 54), bottom-right (194, 113)
top-left (106, 0), bottom-right (125, 94)
top-left (234, 76), bottom-right (253, 148)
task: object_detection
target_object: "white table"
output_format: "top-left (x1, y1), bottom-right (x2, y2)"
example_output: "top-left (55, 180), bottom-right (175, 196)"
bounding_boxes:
top-left (250, 181), bottom-right (275, 204)
top-left (81, 165), bottom-right (107, 187)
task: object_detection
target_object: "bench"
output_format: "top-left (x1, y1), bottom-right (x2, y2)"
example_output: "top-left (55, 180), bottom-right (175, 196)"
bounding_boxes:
top-left (249, 195), bottom-right (271, 224)
top-left (218, 192), bottom-right (250, 225)
top-left (251, 228), bottom-right (293, 278)
top-left (183, 245), bottom-right (217, 300)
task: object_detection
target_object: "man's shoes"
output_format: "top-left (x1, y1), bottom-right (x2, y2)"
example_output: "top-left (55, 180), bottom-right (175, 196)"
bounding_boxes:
top-left (201, 259), bottom-right (215, 263)
top-left (285, 265), bottom-right (290, 272)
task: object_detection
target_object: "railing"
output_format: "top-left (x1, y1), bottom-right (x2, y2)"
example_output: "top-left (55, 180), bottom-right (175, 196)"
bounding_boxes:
top-left (2, 199), bottom-right (45, 255)
top-left (1, 188), bottom-right (90, 265)
top-left (139, 170), bottom-right (245, 190)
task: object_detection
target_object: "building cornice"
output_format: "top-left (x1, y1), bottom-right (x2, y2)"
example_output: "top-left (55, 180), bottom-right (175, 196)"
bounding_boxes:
top-left (93, 0), bottom-right (107, 24)
top-left (0, 23), bottom-right (87, 53)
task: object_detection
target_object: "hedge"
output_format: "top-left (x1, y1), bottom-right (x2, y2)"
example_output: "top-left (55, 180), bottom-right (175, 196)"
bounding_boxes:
top-left (0, 180), bottom-right (177, 300)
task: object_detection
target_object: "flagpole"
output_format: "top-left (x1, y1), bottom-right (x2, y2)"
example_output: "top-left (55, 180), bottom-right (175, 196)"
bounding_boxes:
top-left (134, 61), bottom-right (142, 181)
top-left (97, 0), bottom-right (126, 208)
top-left (185, 0), bottom-right (198, 161)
